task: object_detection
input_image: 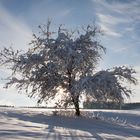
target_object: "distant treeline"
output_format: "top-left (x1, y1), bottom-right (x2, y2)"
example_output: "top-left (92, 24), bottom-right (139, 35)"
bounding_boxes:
top-left (20, 106), bottom-right (51, 108)
top-left (83, 102), bottom-right (140, 110)
top-left (0, 105), bottom-right (14, 108)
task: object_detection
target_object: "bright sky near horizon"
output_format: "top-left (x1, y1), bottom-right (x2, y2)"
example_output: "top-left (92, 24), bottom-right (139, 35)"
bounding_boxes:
top-left (0, 0), bottom-right (140, 106)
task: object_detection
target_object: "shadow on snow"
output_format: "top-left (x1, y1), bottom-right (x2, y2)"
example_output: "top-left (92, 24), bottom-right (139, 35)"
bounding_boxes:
top-left (0, 110), bottom-right (140, 140)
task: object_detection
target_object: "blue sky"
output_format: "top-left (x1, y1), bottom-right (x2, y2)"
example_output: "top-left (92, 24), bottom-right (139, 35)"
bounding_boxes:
top-left (0, 0), bottom-right (140, 106)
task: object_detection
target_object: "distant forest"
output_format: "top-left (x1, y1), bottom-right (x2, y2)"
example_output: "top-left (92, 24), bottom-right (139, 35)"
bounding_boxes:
top-left (83, 102), bottom-right (140, 110)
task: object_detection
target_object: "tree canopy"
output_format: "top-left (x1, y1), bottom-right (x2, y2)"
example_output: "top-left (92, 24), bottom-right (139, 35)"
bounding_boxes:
top-left (0, 21), bottom-right (137, 116)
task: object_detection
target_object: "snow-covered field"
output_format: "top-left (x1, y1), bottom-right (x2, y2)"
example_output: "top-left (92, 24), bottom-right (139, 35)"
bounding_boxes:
top-left (0, 107), bottom-right (140, 140)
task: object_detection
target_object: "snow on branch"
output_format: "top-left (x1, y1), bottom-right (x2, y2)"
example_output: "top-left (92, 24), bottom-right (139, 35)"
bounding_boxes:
top-left (80, 66), bottom-right (137, 103)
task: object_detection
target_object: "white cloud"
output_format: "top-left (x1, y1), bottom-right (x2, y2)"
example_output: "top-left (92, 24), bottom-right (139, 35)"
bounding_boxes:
top-left (59, 9), bottom-right (71, 17)
top-left (0, 4), bottom-right (32, 50)
top-left (113, 47), bottom-right (129, 53)
top-left (97, 13), bottom-right (131, 25)
top-left (93, 0), bottom-right (140, 17)
top-left (125, 27), bottom-right (134, 32)
top-left (93, 0), bottom-right (140, 56)
top-left (0, 4), bottom-right (36, 106)
top-left (98, 23), bottom-right (121, 37)
top-left (92, 0), bottom-right (140, 39)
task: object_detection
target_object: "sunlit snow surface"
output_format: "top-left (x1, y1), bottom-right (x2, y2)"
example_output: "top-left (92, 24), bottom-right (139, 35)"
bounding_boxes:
top-left (0, 107), bottom-right (140, 140)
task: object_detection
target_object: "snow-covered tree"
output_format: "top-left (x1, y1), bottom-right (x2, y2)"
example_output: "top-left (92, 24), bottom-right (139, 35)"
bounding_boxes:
top-left (81, 66), bottom-right (137, 104)
top-left (0, 21), bottom-right (137, 116)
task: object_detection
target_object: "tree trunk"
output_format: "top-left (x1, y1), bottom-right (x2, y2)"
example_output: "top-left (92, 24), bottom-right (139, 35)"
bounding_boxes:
top-left (75, 102), bottom-right (80, 116)
top-left (67, 66), bottom-right (80, 116)
top-left (72, 96), bottom-right (80, 116)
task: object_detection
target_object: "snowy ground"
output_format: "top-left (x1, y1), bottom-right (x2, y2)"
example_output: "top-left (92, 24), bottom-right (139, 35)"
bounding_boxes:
top-left (0, 107), bottom-right (140, 140)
